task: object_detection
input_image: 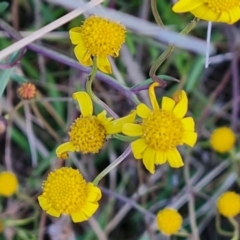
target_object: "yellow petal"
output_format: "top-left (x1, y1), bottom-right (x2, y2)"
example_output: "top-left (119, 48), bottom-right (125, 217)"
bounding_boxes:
top-left (46, 207), bottom-right (61, 218)
top-left (72, 92), bottom-right (93, 117)
top-left (143, 147), bottom-right (156, 174)
top-left (97, 110), bottom-right (110, 126)
top-left (97, 56), bottom-right (112, 74)
top-left (181, 117), bottom-right (195, 131)
top-left (228, 7), bottom-right (240, 24)
top-left (218, 11), bottom-right (231, 24)
top-left (155, 151), bottom-right (167, 165)
top-left (122, 123), bottom-right (143, 136)
top-left (71, 210), bottom-right (88, 223)
top-left (74, 44), bottom-right (93, 66)
top-left (173, 90), bottom-right (188, 118)
top-left (69, 27), bottom-right (82, 45)
top-left (167, 149), bottom-right (184, 168)
top-left (190, 5), bottom-right (220, 22)
top-left (137, 103), bottom-right (151, 119)
top-left (182, 131), bottom-right (197, 147)
top-left (161, 96), bottom-right (175, 111)
top-left (56, 142), bottom-right (76, 159)
top-left (86, 183), bottom-right (102, 202)
top-left (38, 196), bottom-right (49, 211)
top-left (105, 111), bottom-right (136, 134)
top-left (131, 138), bottom-right (148, 159)
top-left (172, 0), bottom-right (203, 13)
top-left (82, 201), bottom-right (99, 217)
top-left (149, 82), bottom-right (160, 110)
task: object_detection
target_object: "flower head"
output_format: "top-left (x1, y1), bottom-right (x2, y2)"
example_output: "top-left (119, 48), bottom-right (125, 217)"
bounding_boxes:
top-left (122, 82), bottom-right (197, 174)
top-left (0, 171), bottom-right (18, 197)
top-left (38, 167), bottom-right (101, 222)
top-left (69, 15), bottom-right (126, 74)
top-left (17, 82), bottom-right (36, 99)
top-left (210, 127), bottom-right (235, 153)
top-left (217, 191), bottom-right (240, 218)
top-left (156, 208), bottom-right (183, 236)
top-left (56, 92), bottom-right (135, 159)
top-left (172, 0), bottom-right (240, 24)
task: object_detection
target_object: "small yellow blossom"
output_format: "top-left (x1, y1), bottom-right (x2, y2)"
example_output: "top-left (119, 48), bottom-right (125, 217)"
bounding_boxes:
top-left (17, 82), bottom-right (36, 99)
top-left (210, 127), bottom-right (235, 153)
top-left (156, 208), bottom-right (183, 236)
top-left (172, 0), bottom-right (240, 24)
top-left (56, 91), bottom-right (135, 159)
top-left (122, 82), bottom-right (197, 174)
top-left (0, 171), bottom-right (18, 197)
top-left (69, 15), bottom-right (126, 74)
top-left (38, 167), bottom-right (101, 223)
top-left (217, 191), bottom-right (240, 218)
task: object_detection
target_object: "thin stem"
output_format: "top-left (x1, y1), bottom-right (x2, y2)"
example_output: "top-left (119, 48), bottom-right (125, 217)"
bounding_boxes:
top-left (4, 101), bottom-right (23, 120)
top-left (93, 146), bottom-right (131, 185)
top-left (215, 212), bottom-right (233, 237)
top-left (205, 21), bottom-right (212, 68)
top-left (150, 0), bottom-right (164, 27)
top-left (229, 217), bottom-right (239, 240)
top-left (86, 57), bottom-right (119, 119)
top-left (149, 18), bottom-right (199, 82)
top-left (183, 152), bottom-right (200, 240)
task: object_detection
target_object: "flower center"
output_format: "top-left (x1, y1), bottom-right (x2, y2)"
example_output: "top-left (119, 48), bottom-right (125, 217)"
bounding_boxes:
top-left (69, 115), bottom-right (107, 154)
top-left (205, 0), bottom-right (239, 12)
top-left (81, 16), bottom-right (126, 57)
top-left (42, 168), bottom-right (87, 214)
top-left (142, 110), bottom-right (184, 152)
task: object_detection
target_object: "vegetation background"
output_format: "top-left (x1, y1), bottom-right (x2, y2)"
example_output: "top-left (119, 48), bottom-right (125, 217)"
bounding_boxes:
top-left (0, 0), bottom-right (239, 239)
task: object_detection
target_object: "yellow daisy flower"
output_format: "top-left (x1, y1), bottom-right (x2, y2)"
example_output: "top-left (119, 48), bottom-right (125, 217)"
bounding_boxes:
top-left (210, 127), bottom-right (236, 153)
top-left (217, 191), bottom-right (240, 218)
top-left (38, 167), bottom-right (101, 223)
top-left (122, 82), bottom-right (197, 174)
top-left (0, 171), bottom-right (18, 197)
top-left (69, 15), bottom-right (126, 74)
top-left (56, 91), bottom-right (136, 159)
top-left (172, 0), bottom-right (240, 24)
top-left (156, 208), bottom-right (183, 236)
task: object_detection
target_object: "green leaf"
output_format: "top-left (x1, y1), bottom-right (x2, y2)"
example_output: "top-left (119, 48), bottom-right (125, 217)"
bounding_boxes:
top-left (0, 67), bottom-right (14, 98)
top-left (0, 2), bottom-right (9, 13)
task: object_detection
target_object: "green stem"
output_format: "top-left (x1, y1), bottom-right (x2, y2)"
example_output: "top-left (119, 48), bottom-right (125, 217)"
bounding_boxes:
top-left (216, 212), bottom-right (233, 237)
top-left (150, 0), bottom-right (164, 27)
top-left (174, 229), bottom-right (191, 237)
top-left (5, 193), bottom-right (39, 228)
top-left (93, 146), bottom-right (131, 185)
top-left (112, 134), bottom-right (138, 142)
top-left (149, 18), bottom-right (199, 82)
top-left (4, 101), bottom-right (23, 120)
top-left (86, 56), bottom-right (98, 102)
top-left (229, 217), bottom-right (239, 240)
top-left (183, 150), bottom-right (200, 240)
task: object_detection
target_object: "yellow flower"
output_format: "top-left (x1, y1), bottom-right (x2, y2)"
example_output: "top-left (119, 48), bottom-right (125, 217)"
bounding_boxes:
top-left (210, 127), bottom-right (235, 153)
top-left (69, 15), bottom-right (126, 74)
top-left (122, 82), bottom-right (197, 174)
top-left (156, 208), bottom-right (183, 236)
top-left (38, 167), bottom-right (101, 223)
top-left (0, 171), bottom-right (18, 197)
top-left (217, 191), bottom-right (240, 218)
top-left (56, 91), bottom-right (136, 159)
top-left (172, 0), bottom-right (240, 24)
